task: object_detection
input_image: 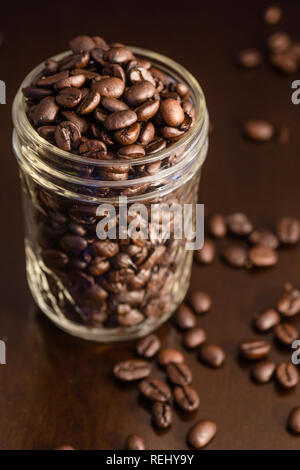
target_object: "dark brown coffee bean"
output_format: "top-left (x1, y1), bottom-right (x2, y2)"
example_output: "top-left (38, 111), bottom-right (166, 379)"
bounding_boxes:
top-left (92, 240), bottom-right (119, 257)
top-left (244, 119), bottom-right (274, 141)
top-left (36, 71), bottom-right (69, 88)
top-left (42, 249), bottom-right (69, 270)
top-left (287, 407), bottom-right (300, 434)
top-left (54, 74), bottom-right (86, 89)
top-left (145, 137), bottom-right (166, 154)
top-left (237, 49), bottom-right (262, 68)
top-left (92, 77), bottom-right (125, 98)
top-left (249, 228), bottom-right (279, 250)
top-left (227, 212), bottom-right (253, 235)
top-left (59, 51), bottom-right (90, 70)
top-left (117, 144), bottom-right (145, 159)
top-left (70, 68), bottom-right (100, 80)
top-left (253, 309), bottom-right (280, 332)
top-left (114, 122), bottom-right (140, 146)
top-left (101, 96), bottom-right (128, 112)
top-left (126, 434), bottom-right (146, 450)
top-left (277, 216), bottom-right (300, 244)
top-left (195, 239), bottom-right (215, 265)
top-left (136, 334), bottom-right (161, 358)
top-left (251, 360), bottom-right (276, 384)
top-left (125, 81), bottom-right (156, 107)
top-left (187, 420), bottom-right (217, 449)
top-left (43, 59), bottom-right (59, 75)
top-left (102, 63), bottom-right (126, 82)
top-left (160, 98), bottom-right (185, 127)
top-left (160, 126), bottom-right (184, 140)
top-left (56, 87), bottom-right (82, 108)
top-left (264, 6), bottom-right (282, 25)
top-left (138, 122), bottom-right (155, 145)
top-left (274, 323), bottom-right (298, 346)
top-left (183, 328), bottom-right (207, 349)
top-left (174, 385), bottom-right (200, 412)
top-left (166, 362), bottom-right (192, 386)
top-left (139, 377), bottom-right (171, 402)
top-left (198, 343), bottom-right (225, 368)
top-left (69, 35), bottom-right (96, 53)
top-left (222, 243), bottom-right (248, 268)
top-left (135, 99), bottom-right (160, 121)
top-left (77, 91), bottom-right (100, 114)
top-left (105, 110), bottom-right (137, 131)
top-left (174, 304), bottom-right (196, 330)
top-left (105, 46), bottom-right (134, 64)
top-left (276, 363), bottom-right (299, 389)
top-left (37, 125), bottom-right (56, 141)
top-left (189, 291), bottom-right (211, 314)
top-left (152, 402), bottom-right (172, 429)
top-left (60, 234), bottom-right (87, 254)
top-left (157, 348), bottom-right (184, 368)
top-left (33, 96), bottom-right (59, 126)
top-left (127, 63), bottom-right (156, 86)
top-left (113, 359), bottom-right (151, 382)
top-left (22, 86), bottom-right (53, 101)
top-left (208, 213), bottom-right (227, 238)
top-left (79, 139), bottom-right (107, 158)
top-left (248, 245), bottom-right (278, 267)
top-left (87, 258), bottom-right (110, 276)
top-left (61, 110), bottom-right (88, 134)
top-left (270, 52), bottom-right (298, 75)
top-left (239, 340), bottom-right (271, 360)
top-left (55, 121), bottom-right (81, 151)
top-left (268, 32), bottom-right (291, 53)
top-left (277, 284), bottom-right (300, 317)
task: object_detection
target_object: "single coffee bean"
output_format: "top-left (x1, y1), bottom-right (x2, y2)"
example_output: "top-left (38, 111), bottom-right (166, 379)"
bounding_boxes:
top-left (42, 249), bottom-right (69, 270)
top-left (226, 212), bottom-right (253, 235)
top-left (251, 360), bottom-right (276, 384)
top-left (92, 240), bottom-right (119, 257)
top-left (187, 420), bottom-right (217, 449)
top-left (157, 348), bottom-right (184, 368)
top-left (248, 245), bottom-right (278, 267)
top-left (274, 323), bottom-right (298, 346)
top-left (145, 137), bottom-right (166, 154)
top-left (195, 239), bottom-right (216, 265)
top-left (160, 98), bottom-right (185, 127)
top-left (33, 96), bottom-right (59, 126)
top-left (166, 362), bottom-right (192, 386)
top-left (56, 87), bottom-right (82, 108)
top-left (198, 343), bottom-right (225, 368)
top-left (126, 434), bottom-right (146, 450)
top-left (268, 32), bottom-right (291, 53)
top-left (244, 119), bottom-right (274, 142)
top-left (118, 309), bottom-right (144, 327)
top-left (43, 59), bottom-right (59, 75)
top-left (61, 110), bottom-right (88, 134)
top-left (37, 125), bottom-right (56, 141)
top-left (105, 46), bottom-right (134, 64)
top-left (189, 291), bottom-right (212, 314)
top-left (253, 309), bottom-right (280, 332)
top-left (249, 228), bottom-right (279, 250)
top-left (117, 144), bottom-right (145, 159)
top-left (92, 77), bottom-right (125, 98)
top-left (101, 96), bottom-right (128, 112)
top-left (270, 52), bottom-right (298, 75)
top-left (237, 49), bottom-right (262, 68)
top-left (152, 402), bottom-right (172, 429)
top-left (174, 304), bottom-right (196, 330)
top-left (277, 284), bottom-right (300, 317)
top-left (138, 377), bottom-right (171, 402)
top-left (208, 213), bottom-right (227, 238)
top-left (36, 71), bottom-right (69, 88)
top-left (55, 121), bottom-right (81, 152)
top-left (264, 6), bottom-right (282, 25)
top-left (287, 407), bottom-right (300, 434)
top-left (239, 340), bottom-right (271, 360)
top-left (79, 139), bottom-right (107, 158)
top-left (77, 91), bottom-right (100, 114)
top-left (22, 86), bottom-right (53, 101)
top-left (54, 73), bottom-right (86, 89)
top-left (105, 110), bottom-right (137, 131)
top-left (222, 243), bottom-right (247, 268)
top-left (276, 363), bottom-right (299, 389)
top-left (124, 80), bottom-right (156, 107)
top-left (114, 122), bottom-right (140, 146)
top-left (113, 359), bottom-right (151, 382)
top-left (183, 327), bottom-right (207, 349)
top-left (136, 334), bottom-right (161, 358)
top-left (69, 35), bottom-right (96, 53)
top-left (277, 216), bottom-right (300, 244)
top-left (278, 125), bottom-right (291, 145)
top-left (138, 122), bottom-right (155, 145)
top-left (135, 99), bottom-right (160, 121)
top-left (174, 385), bottom-right (200, 412)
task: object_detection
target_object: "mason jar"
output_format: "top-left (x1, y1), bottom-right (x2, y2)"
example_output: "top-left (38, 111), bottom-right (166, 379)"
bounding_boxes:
top-left (12, 47), bottom-right (208, 342)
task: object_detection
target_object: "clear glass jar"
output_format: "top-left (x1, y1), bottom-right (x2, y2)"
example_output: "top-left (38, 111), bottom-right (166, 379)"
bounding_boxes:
top-left (12, 47), bottom-right (208, 342)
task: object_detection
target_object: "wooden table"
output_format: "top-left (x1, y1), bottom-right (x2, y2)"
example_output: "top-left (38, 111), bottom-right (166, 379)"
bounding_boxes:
top-left (0, 0), bottom-right (300, 450)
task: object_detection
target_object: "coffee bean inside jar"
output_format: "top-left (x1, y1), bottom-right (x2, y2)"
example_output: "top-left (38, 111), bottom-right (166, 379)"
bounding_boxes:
top-left (12, 34), bottom-right (208, 341)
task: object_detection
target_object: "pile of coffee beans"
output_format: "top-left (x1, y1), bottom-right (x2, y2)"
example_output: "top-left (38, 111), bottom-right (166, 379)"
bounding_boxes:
top-left (113, 290), bottom-right (221, 449)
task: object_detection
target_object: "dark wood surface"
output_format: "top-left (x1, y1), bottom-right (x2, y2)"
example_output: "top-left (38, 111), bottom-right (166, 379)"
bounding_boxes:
top-left (0, 0), bottom-right (300, 450)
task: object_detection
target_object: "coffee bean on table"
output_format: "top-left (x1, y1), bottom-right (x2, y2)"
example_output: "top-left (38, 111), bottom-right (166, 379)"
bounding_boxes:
top-left (251, 360), bottom-right (276, 384)
top-left (198, 343), bottom-right (225, 368)
top-left (249, 228), bottom-right (279, 250)
top-left (166, 362), bottom-right (192, 386)
top-left (248, 245), bottom-right (278, 267)
top-left (189, 291), bottom-right (211, 314)
top-left (136, 334), bottom-right (161, 358)
top-left (195, 239), bottom-right (216, 265)
top-left (274, 323), bottom-right (298, 346)
top-left (183, 327), bottom-right (206, 349)
top-left (174, 385), bottom-right (200, 412)
top-left (208, 213), bottom-right (227, 238)
top-left (287, 407), bottom-right (300, 434)
top-left (174, 304), bottom-right (196, 330)
top-left (237, 49), bottom-right (262, 68)
top-left (138, 377), bottom-right (171, 402)
top-left (277, 284), bottom-right (300, 317)
top-left (270, 52), bottom-right (298, 75)
top-left (226, 212), bottom-right (253, 235)
top-left (277, 216), bottom-right (300, 244)
top-left (187, 420), bottom-right (217, 449)
top-left (267, 32), bottom-right (291, 54)
top-left (157, 348), bottom-right (184, 368)
top-left (126, 434), bottom-right (146, 450)
top-left (113, 359), bottom-right (151, 382)
top-left (152, 402), bottom-right (172, 429)
top-left (239, 340), bottom-right (271, 360)
top-left (264, 6), bottom-right (282, 25)
top-left (275, 363), bottom-right (299, 389)
top-left (244, 120), bottom-right (274, 142)
top-left (222, 243), bottom-right (248, 268)
top-left (253, 309), bottom-right (280, 332)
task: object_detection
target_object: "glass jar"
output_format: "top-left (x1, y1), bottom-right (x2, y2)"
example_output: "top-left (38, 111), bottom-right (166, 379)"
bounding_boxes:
top-left (12, 46), bottom-right (208, 342)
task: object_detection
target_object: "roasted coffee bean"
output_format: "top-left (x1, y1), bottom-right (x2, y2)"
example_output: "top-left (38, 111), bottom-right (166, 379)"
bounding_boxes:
top-left (239, 340), bottom-right (271, 360)
top-left (222, 243), bottom-right (248, 268)
top-left (77, 91), bottom-right (100, 114)
top-left (187, 420), bottom-right (217, 449)
top-left (113, 359), bottom-right (151, 382)
top-left (160, 98), bottom-right (185, 127)
top-left (42, 249), bottom-right (69, 270)
top-left (248, 245), bottom-right (278, 267)
top-left (56, 87), bottom-right (82, 108)
top-left (198, 343), bottom-right (225, 368)
top-left (114, 122), bottom-right (140, 146)
top-left (118, 308), bottom-right (144, 326)
top-left (244, 119), bottom-right (274, 141)
top-left (145, 137), bottom-right (166, 154)
top-left (87, 258), bottom-right (110, 276)
top-left (105, 46), bottom-right (134, 64)
top-left (69, 35), bottom-right (97, 53)
top-left (287, 407), bottom-right (300, 434)
top-left (59, 51), bottom-right (90, 70)
top-left (174, 385), bottom-right (200, 412)
top-left (160, 126), bottom-right (184, 140)
top-left (136, 334), bottom-right (161, 358)
top-left (174, 304), bottom-right (196, 330)
top-left (135, 99), bottom-right (160, 122)
top-left (195, 239), bottom-right (215, 265)
top-left (127, 64), bottom-right (156, 86)
top-left (126, 434), bottom-right (146, 450)
top-left (274, 323), bottom-right (298, 346)
top-left (79, 139), bottom-right (107, 158)
top-left (36, 71), bottom-right (69, 88)
top-left (102, 63), bottom-right (126, 82)
top-left (101, 96), bottom-right (128, 113)
top-left (54, 74), bottom-right (86, 89)
top-left (92, 240), bottom-right (119, 257)
top-left (183, 327), bottom-right (206, 349)
top-left (22, 86), bottom-right (53, 101)
top-left (277, 216), bottom-right (300, 244)
top-left (189, 291), bottom-right (211, 314)
top-left (237, 49), bottom-right (262, 68)
top-left (138, 122), bottom-right (155, 145)
top-left (69, 271), bottom-right (94, 290)
top-left (251, 360), bottom-right (276, 384)
top-left (37, 125), bottom-right (56, 141)
top-left (208, 213), bottom-right (227, 238)
top-left (152, 402), bottom-right (172, 429)
top-left (105, 110), bottom-right (137, 131)
top-left (166, 362), bottom-right (192, 386)
top-left (268, 32), bottom-right (291, 53)
top-left (117, 144), bottom-right (145, 159)
top-left (33, 96), bottom-right (59, 126)
top-left (125, 80), bottom-right (156, 107)
top-left (139, 377), bottom-right (171, 402)
top-left (254, 309), bottom-right (280, 332)
top-left (277, 284), bottom-right (300, 317)
top-left (276, 363), bottom-right (299, 389)
top-left (249, 228), bottom-right (279, 250)
top-left (61, 110), bottom-right (88, 134)
top-left (60, 234), bottom-right (87, 254)
top-left (157, 348), bottom-right (184, 368)
top-left (43, 59), bottom-right (59, 75)
top-left (270, 52), bottom-right (298, 75)
top-left (55, 121), bottom-right (81, 151)
top-left (226, 212), bottom-right (253, 235)
top-left (92, 77), bottom-right (125, 98)
top-left (264, 6), bottom-right (282, 25)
